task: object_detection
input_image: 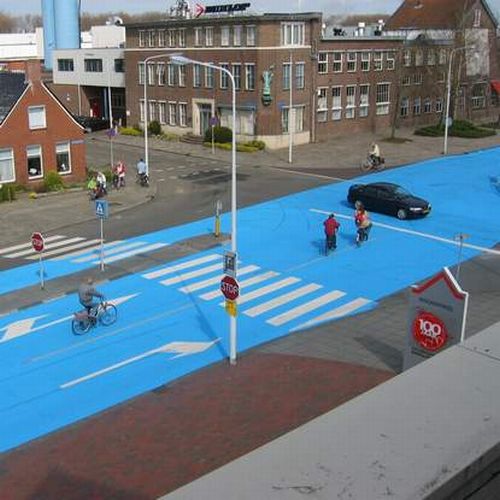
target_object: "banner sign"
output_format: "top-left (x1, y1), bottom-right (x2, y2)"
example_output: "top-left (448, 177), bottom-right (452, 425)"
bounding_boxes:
top-left (404, 267), bottom-right (469, 370)
top-left (195, 2), bottom-right (250, 17)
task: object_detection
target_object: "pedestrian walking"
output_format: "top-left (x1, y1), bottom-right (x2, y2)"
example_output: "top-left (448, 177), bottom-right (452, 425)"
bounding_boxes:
top-left (324, 213), bottom-right (340, 255)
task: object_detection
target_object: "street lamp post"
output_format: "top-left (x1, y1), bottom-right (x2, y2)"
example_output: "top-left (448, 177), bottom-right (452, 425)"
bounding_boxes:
top-left (444, 45), bottom-right (474, 155)
top-left (170, 54), bottom-right (238, 365)
top-left (142, 53), bottom-right (173, 177)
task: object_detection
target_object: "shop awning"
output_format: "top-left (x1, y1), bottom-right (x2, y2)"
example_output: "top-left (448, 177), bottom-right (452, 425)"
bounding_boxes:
top-left (491, 80), bottom-right (500, 93)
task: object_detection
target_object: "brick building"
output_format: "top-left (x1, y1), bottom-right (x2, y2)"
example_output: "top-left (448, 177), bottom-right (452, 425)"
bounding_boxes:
top-left (0, 67), bottom-right (86, 187)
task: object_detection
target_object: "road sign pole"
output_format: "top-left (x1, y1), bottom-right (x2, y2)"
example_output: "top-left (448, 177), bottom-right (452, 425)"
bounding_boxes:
top-left (39, 253), bottom-right (45, 289)
top-left (100, 218), bottom-right (105, 272)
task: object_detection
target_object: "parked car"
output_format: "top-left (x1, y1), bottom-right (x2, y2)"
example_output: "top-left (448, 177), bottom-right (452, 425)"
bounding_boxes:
top-left (347, 182), bottom-right (431, 220)
top-left (73, 115), bottom-right (109, 133)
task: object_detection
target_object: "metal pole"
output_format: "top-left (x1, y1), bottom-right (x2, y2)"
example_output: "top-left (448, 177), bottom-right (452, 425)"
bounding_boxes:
top-left (39, 254), bottom-right (45, 289)
top-left (288, 51), bottom-right (293, 164)
top-left (143, 59), bottom-right (149, 177)
top-left (443, 50), bottom-right (454, 155)
top-left (108, 60), bottom-right (114, 169)
top-left (100, 217), bottom-right (105, 272)
top-left (456, 233), bottom-right (464, 281)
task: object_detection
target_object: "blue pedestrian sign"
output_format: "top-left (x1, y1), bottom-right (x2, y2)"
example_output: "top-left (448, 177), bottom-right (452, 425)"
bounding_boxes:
top-left (95, 199), bottom-right (109, 219)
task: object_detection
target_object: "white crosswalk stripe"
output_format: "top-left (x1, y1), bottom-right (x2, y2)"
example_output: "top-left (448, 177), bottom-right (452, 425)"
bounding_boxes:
top-left (51, 240), bottom-right (124, 261)
top-left (26, 239), bottom-right (102, 259)
top-left (160, 263), bottom-right (222, 286)
top-left (267, 290), bottom-right (346, 327)
top-left (5, 237), bottom-right (85, 258)
top-left (73, 241), bottom-right (147, 263)
top-left (243, 284), bottom-right (323, 317)
top-left (0, 235), bottom-right (65, 255)
top-left (143, 254), bottom-right (220, 280)
top-left (92, 243), bottom-right (168, 265)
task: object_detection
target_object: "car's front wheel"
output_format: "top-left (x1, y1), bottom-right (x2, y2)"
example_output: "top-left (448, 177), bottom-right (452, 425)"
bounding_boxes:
top-left (396, 208), bottom-right (408, 220)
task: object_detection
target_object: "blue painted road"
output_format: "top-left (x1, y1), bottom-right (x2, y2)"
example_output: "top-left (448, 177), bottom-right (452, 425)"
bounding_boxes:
top-left (0, 149), bottom-right (498, 452)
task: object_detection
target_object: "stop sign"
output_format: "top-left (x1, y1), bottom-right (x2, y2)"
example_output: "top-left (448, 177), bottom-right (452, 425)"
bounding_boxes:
top-left (31, 232), bottom-right (45, 253)
top-left (221, 275), bottom-right (239, 301)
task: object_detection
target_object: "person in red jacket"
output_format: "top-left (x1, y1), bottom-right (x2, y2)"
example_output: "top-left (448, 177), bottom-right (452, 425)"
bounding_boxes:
top-left (324, 213), bottom-right (340, 253)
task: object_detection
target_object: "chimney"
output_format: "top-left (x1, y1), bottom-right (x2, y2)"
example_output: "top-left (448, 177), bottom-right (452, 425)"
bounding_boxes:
top-left (24, 59), bottom-right (42, 83)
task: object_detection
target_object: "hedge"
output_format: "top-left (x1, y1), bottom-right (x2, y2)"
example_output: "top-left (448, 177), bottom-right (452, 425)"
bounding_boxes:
top-left (415, 120), bottom-right (496, 138)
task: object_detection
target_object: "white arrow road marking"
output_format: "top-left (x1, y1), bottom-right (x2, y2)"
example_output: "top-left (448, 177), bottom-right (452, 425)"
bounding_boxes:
top-left (0, 294), bottom-right (139, 343)
top-left (311, 208), bottom-right (500, 256)
top-left (60, 339), bottom-right (221, 389)
top-left (0, 315), bottom-right (48, 342)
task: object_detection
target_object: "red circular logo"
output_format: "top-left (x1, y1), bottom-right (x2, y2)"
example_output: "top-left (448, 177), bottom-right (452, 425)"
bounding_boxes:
top-left (413, 312), bottom-right (448, 352)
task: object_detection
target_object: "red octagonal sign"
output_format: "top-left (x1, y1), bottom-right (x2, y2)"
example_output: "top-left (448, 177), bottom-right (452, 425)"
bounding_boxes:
top-left (221, 275), bottom-right (239, 301)
top-left (31, 232), bottom-right (45, 253)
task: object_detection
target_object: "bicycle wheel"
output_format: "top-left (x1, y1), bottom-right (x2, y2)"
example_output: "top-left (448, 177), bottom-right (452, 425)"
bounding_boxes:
top-left (99, 303), bottom-right (117, 326)
top-left (360, 159), bottom-right (371, 172)
top-left (72, 318), bottom-right (91, 335)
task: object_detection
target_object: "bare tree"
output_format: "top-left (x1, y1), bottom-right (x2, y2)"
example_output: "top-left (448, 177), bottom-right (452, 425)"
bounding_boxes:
top-left (0, 11), bottom-right (16, 33)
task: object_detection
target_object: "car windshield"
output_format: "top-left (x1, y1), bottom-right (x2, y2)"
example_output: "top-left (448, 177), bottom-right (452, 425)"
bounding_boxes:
top-left (392, 186), bottom-right (411, 197)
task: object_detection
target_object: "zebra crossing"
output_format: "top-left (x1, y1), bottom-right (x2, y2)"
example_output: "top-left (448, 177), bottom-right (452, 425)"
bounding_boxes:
top-left (142, 253), bottom-right (373, 331)
top-left (0, 236), bottom-right (168, 266)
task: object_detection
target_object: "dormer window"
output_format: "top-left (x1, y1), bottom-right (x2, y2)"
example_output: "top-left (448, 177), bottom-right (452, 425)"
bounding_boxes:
top-left (473, 9), bottom-right (481, 27)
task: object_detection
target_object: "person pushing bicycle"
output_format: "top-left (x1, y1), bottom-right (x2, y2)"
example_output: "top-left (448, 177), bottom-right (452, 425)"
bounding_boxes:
top-left (78, 277), bottom-right (105, 319)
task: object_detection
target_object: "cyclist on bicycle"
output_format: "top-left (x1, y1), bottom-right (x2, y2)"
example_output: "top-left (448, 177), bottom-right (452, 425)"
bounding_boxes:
top-left (324, 213), bottom-right (340, 252)
top-left (78, 277), bottom-right (105, 319)
top-left (354, 201), bottom-right (372, 243)
top-left (369, 142), bottom-right (382, 167)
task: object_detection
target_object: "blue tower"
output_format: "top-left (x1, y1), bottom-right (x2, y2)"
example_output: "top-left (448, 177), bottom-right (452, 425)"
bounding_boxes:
top-left (54, 0), bottom-right (80, 50)
top-left (41, 0), bottom-right (55, 70)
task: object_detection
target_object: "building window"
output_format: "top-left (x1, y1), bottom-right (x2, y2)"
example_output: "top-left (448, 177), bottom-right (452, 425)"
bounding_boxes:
top-left (158, 101), bottom-right (166, 124)
top-left (168, 102), bottom-right (176, 125)
top-left (56, 142), bottom-right (71, 174)
top-left (245, 63), bottom-right (255, 91)
top-left (178, 65), bottom-right (186, 87)
top-left (167, 63), bottom-right (175, 86)
top-left (281, 106), bottom-right (304, 133)
top-left (138, 62), bottom-right (145, 85)
top-left (147, 63), bottom-right (155, 85)
top-left (193, 64), bottom-right (201, 87)
top-left (295, 63), bottom-right (305, 89)
top-left (361, 52), bottom-right (370, 71)
top-left (221, 26), bottom-right (230, 46)
top-left (413, 96), bottom-right (421, 115)
top-left (205, 65), bottom-right (214, 88)
top-left (57, 58), bottom-right (74, 71)
top-left (84, 58), bottom-right (103, 72)
top-left (158, 63), bottom-right (165, 85)
top-left (139, 99), bottom-right (145, 122)
top-left (148, 101), bottom-right (156, 122)
top-left (331, 86), bottom-right (342, 121)
top-left (246, 25), bottom-right (256, 46)
top-left (400, 96), bottom-right (409, 117)
top-left (281, 107), bottom-right (290, 133)
top-left (427, 49), bottom-right (436, 66)
top-left (232, 63), bottom-right (241, 90)
top-left (413, 73), bottom-right (423, 85)
top-left (373, 52), bottom-right (383, 71)
top-left (403, 49), bottom-right (412, 67)
top-left (415, 49), bottom-right (423, 66)
top-left (158, 30), bottom-right (165, 47)
top-left (345, 85), bottom-right (356, 119)
top-left (280, 22), bottom-right (305, 46)
top-left (138, 30), bottom-right (146, 47)
top-left (27, 145), bottom-right (43, 179)
top-left (194, 27), bottom-right (202, 46)
top-left (205, 27), bottom-right (214, 46)
top-left (333, 52), bottom-right (342, 72)
top-left (178, 29), bottom-right (186, 47)
top-left (359, 84), bottom-right (369, 117)
top-left (220, 63), bottom-right (229, 89)
top-left (233, 25), bottom-right (242, 46)
top-left (473, 9), bottom-right (481, 27)
top-left (148, 30), bottom-right (155, 47)
top-left (179, 103), bottom-right (187, 127)
top-left (439, 49), bottom-right (447, 65)
top-left (471, 85), bottom-right (486, 109)
top-left (347, 52), bottom-right (357, 72)
top-left (402, 75), bottom-right (411, 86)
top-left (386, 52), bottom-right (395, 70)
top-left (168, 29), bottom-right (176, 47)
top-left (317, 87), bottom-right (328, 122)
top-left (28, 105), bottom-right (46, 129)
top-left (283, 62), bottom-right (291, 90)
top-left (435, 97), bottom-right (443, 113)
top-left (424, 97), bottom-right (432, 113)
top-left (0, 148), bottom-right (15, 183)
top-left (318, 52), bottom-right (328, 73)
top-left (376, 83), bottom-right (390, 115)
top-left (114, 59), bottom-right (124, 73)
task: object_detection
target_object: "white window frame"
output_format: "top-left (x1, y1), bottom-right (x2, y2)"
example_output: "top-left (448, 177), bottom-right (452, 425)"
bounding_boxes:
top-left (193, 64), bottom-right (201, 88)
top-left (331, 85), bottom-right (342, 121)
top-left (427, 49), bottom-right (436, 66)
top-left (220, 63), bottom-right (229, 89)
top-left (361, 52), bottom-right (370, 72)
top-left (424, 97), bottom-right (432, 114)
top-left (158, 101), bottom-right (167, 124)
top-left (345, 85), bottom-right (356, 119)
top-left (400, 96), bottom-right (409, 117)
top-left (439, 49), bottom-right (447, 65)
top-left (157, 62), bottom-right (165, 86)
top-left (168, 29), bottom-right (176, 47)
top-left (158, 30), bottom-right (165, 47)
top-left (246, 25), bottom-right (256, 46)
top-left (205, 65), bottom-right (214, 88)
top-left (194, 27), bottom-right (202, 46)
top-left (178, 102), bottom-right (187, 127)
top-left (386, 52), bottom-right (395, 70)
top-left (435, 97), bottom-right (443, 113)
top-left (403, 49), bottom-right (412, 67)
top-left (280, 22), bottom-right (305, 47)
top-left (283, 62), bottom-right (291, 90)
top-left (138, 62), bottom-right (145, 85)
top-left (373, 51), bottom-right (383, 71)
top-left (205, 26), bottom-right (214, 46)
top-left (221, 26), bottom-right (230, 46)
top-left (178, 65), bottom-right (186, 87)
top-left (347, 52), bottom-right (357, 72)
top-left (415, 49), bottom-right (424, 66)
top-left (0, 148), bottom-right (15, 183)
top-left (147, 63), bottom-right (155, 85)
top-left (148, 30), bottom-right (155, 47)
top-left (413, 73), bottom-right (423, 85)
top-left (139, 99), bottom-right (145, 122)
top-left (167, 63), bottom-right (175, 86)
top-left (232, 63), bottom-right (241, 90)
top-left (473, 8), bottom-right (481, 27)
top-left (27, 144), bottom-right (43, 179)
top-left (376, 82), bottom-right (390, 115)
top-left (333, 52), bottom-right (343, 73)
top-left (233, 25), bottom-right (242, 46)
top-left (138, 30), bottom-right (146, 47)
top-left (28, 105), bottom-right (46, 130)
top-left (317, 87), bottom-right (328, 122)
top-left (55, 142), bottom-right (71, 175)
top-left (178, 29), bottom-right (186, 47)
top-left (148, 100), bottom-right (156, 122)
top-left (318, 52), bottom-right (328, 74)
top-left (168, 102), bottom-right (177, 125)
top-left (245, 63), bottom-right (255, 91)
top-left (359, 84), bottom-right (369, 117)
top-left (295, 62), bottom-right (305, 90)
top-left (413, 96), bottom-right (421, 115)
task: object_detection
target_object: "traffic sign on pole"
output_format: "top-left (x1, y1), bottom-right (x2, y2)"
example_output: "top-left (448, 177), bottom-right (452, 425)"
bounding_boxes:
top-left (221, 275), bottom-right (239, 301)
top-left (31, 232), bottom-right (45, 253)
top-left (95, 199), bottom-right (109, 219)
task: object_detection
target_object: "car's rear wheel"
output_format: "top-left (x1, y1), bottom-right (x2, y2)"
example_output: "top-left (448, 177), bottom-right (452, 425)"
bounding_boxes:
top-left (397, 208), bottom-right (408, 220)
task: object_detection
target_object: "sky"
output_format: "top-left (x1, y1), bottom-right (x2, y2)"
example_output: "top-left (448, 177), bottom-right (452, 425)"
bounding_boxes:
top-left (0, 0), bottom-right (499, 18)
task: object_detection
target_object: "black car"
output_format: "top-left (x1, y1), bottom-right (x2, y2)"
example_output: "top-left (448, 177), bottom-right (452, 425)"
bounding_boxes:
top-left (347, 182), bottom-right (431, 220)
top-left (73, 115), bottom-right (110, 133)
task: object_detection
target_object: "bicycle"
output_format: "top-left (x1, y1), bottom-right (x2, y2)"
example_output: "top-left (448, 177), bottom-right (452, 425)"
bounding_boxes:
top-left (360, 155), bottom-right (385, 172)
top-left (72, 300), bottom-right (117, 335)
top-left (355, 225), bottom-right (371, 246)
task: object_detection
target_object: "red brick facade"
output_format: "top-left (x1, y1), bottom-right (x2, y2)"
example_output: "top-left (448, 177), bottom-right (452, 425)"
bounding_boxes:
top-left (0, 81), bottom-right (87, 187)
